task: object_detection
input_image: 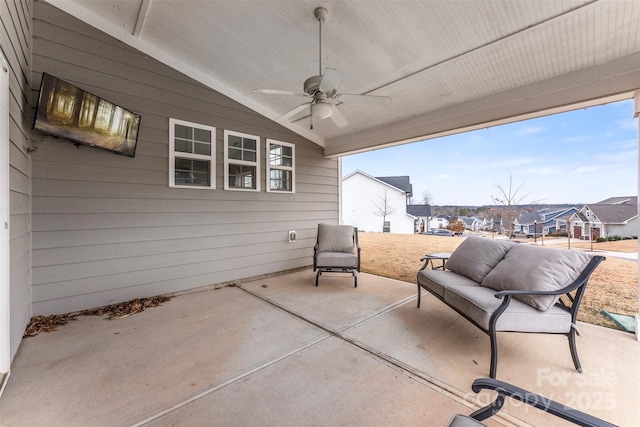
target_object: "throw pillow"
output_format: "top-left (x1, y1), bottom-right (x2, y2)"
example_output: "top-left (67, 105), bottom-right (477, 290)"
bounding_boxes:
top-left (481, 244), bottom-right (592, 311)
top-left (445, 237), bottom-right (515, 283)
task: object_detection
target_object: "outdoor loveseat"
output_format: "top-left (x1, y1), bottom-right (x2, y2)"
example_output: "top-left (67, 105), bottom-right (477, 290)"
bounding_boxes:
top-left (417, 237), bottom-right (604, 378)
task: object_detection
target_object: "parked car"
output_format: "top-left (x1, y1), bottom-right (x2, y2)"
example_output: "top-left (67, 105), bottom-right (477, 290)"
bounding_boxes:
top-left (420, 229), bottom-right (454, 236)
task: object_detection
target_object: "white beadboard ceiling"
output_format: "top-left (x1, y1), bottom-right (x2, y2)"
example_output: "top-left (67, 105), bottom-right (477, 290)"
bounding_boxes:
top-left (45, 0), bottom-right (640, 156)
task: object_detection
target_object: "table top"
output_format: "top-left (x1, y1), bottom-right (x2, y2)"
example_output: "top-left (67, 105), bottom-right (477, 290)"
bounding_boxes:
top-left (423, 252), bottom-right (451, 259)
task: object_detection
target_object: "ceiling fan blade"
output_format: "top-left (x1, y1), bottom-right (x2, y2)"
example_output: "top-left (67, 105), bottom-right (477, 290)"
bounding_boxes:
top-left (253, 89), bottom-right (308, 97)
top-left (278, 103), bottom-right (311, 121)
top-left (319, 68), bottom-right (342, 93)
top-left (338, 93), bottom-right (392, 106)
top-left (329, 105), bottom-right (348, 128)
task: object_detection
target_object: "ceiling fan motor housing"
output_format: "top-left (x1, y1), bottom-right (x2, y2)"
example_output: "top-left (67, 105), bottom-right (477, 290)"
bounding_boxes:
top-left (304, 75), bottom-right (323, 96)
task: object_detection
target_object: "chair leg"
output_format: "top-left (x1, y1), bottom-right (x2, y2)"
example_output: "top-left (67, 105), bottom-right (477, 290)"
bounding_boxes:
top-left (568, 329), bottom-right (583, 373)
top-left (353, 270), bottom-right (357, 288)
top-left (417, 283), bottom-right (421, 308)
top-left (315, 270), bottom-right (321, 286)
top-left (489, 329), bottom-right (498, 379)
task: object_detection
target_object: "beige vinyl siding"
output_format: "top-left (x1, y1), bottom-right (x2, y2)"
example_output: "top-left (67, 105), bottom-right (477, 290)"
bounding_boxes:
top-left (30, 2), bottom-right (338, 315)
top-left (1, 0), bottom-right (33, 361)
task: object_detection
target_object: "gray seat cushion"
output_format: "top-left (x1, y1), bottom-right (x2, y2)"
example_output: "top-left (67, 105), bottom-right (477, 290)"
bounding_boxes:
top-left (444, 284), bottom-right (572, 333)
top-left (418, 269), bottom-right (479, 299)
top-left (481, 244), bottom-right (592, 311)
top-left (445, 237), bottom-right (515, 283)
top-left (447, 414), bottom-right (487, 427)
top-left (315, 252), bottom-right (358, 269)
top-left (317, 223), bottom-right (354, 253)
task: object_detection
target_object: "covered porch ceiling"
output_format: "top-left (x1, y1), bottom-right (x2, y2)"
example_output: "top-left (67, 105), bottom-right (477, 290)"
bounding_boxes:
top-left (46, 0), bottom-right (640, 157)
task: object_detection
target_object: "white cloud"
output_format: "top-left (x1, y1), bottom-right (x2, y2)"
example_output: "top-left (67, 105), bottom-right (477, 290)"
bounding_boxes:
top-left (558, 135), bottom-right (591, 143)
top-left (515, 126), bottom-right (546, 136)
top-left (570, 166), bottom-right (598, 175)
top-left (436, 174), bottom-right (449, 179)
top-left (617, 118), bottom-right (637, 131)
top-left (526, 167), bottom-right (561, 176)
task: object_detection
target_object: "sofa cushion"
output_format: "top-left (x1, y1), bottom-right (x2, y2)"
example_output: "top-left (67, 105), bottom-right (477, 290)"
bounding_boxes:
top-left (480, 244), bottom-right (592, 311)
top-left (317, 223), bottom-right (354, 253)
top-left (445, 237), bottom-right (515, 283)
top-left (315, 252), bottom-right (358, 268)
top-left (418, 269), bottom-right (479, 299)
top-left (444, 284), bottom-right (572, 333)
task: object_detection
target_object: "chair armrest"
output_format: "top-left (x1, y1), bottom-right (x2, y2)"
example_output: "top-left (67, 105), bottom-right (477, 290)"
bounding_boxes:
top-left (469, 378), bottom-right (617, 427)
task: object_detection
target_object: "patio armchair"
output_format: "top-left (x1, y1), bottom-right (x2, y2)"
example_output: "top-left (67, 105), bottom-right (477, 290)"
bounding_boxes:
top-left (447, 378), bottom-right (617, 427)
top-left (313, 223), bottom-right (360, 287)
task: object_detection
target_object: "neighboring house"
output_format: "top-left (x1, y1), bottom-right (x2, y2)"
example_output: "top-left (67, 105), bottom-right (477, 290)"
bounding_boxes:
top-left (569, 197), bottom-right (638, 239)
top-left (429, 214), bottom-right (452, 231)
top-left (459, 216), bottom-right (480, 231)
top-left (512, 207), bottom-right (578, 235)
top-left (375, 176), bottom-right (413, 205)
top-left (342, 170), bottom-right (416, 234)
top-left (407, 204), bottom-right (432, 233)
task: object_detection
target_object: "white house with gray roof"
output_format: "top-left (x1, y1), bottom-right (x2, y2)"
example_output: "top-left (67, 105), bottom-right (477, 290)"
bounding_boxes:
top-left (341, 171), bottom-right (416, 234)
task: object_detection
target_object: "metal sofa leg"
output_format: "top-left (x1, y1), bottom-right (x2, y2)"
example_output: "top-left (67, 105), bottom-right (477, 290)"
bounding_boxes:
top-left (568, 328), bottom-right (583, 373)
top-left (417, 283), bottom-right (422, 308)
top-left (353, 270), bottom-right (357, 288)
top-left (489, 329), bottom-right (498, 379)
top-left (316, 270), bottom-right (321, 286)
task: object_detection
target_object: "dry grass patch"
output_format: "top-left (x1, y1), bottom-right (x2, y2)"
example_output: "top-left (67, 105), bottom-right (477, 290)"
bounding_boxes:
top-left (359, 232), bottom-right (637, 328)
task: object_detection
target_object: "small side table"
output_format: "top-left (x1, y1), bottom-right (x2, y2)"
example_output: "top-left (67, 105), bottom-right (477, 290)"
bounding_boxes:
top-left (419, 252), bottom-right (451, 271)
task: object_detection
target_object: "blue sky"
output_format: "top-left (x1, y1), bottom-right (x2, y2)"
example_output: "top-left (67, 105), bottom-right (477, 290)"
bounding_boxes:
top-left (341, 100), bottom-right (638, 206)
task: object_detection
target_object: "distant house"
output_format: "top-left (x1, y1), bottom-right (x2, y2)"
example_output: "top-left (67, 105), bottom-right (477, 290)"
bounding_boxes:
top-left (569, 196), bottom-right (638, 239)
top-left (459, 216), bottom-right (480, 231)
top-left (407, 204), bottom-right (432, 233)
top-left (513, 207), bottom-right (578, 235)
top-left (429, 214), bottom-right (453, 231)
top-left (341, 170), bottom-right (417, 234)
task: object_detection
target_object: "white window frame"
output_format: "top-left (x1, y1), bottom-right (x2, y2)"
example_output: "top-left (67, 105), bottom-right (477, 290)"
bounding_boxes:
top-left (224, 130), bottom-right (261, 192)
top-left (169, 118), bottom-right (216, 189)
top-left (266, 139), bottom-right (295, 193)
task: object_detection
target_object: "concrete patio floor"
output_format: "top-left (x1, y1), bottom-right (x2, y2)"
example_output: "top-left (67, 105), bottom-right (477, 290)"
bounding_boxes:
top-left (1, 270), bottom-right (637, 426)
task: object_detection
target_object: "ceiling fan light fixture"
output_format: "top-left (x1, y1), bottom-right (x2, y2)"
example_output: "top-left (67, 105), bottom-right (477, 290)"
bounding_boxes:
top-left (311, 101), bottom-right (332, 120)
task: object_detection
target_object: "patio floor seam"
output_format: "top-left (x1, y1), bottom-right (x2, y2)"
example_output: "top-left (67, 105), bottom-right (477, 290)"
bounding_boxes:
top-left (132, 333), bottom-right (332, 426)
top-left (233, 285), bottom-right (524, 426)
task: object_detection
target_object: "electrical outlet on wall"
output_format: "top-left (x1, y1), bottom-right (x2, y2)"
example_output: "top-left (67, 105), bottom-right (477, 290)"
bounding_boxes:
top-left (288, 231), bottom-right (296, 242)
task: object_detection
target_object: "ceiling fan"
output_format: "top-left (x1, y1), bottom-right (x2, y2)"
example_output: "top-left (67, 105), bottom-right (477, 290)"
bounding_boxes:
top-left (253, 7), bottom-right (392, 129)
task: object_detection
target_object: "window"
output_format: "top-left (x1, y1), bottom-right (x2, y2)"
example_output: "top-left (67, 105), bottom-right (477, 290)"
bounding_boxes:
top-left (224, 130), bottom-right (260, 191)
top-left (169, 118), bottom-right (215, 189)
top-left (266, 139), bottom-right (295, 193)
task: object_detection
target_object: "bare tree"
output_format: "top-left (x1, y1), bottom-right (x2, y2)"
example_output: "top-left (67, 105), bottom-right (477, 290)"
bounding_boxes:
top-left (372, 190), bottom-right (397, 232)
top-left (421, 190), bottom-right (434, 205)
top-left (490, 171), bottom-right (535, 239)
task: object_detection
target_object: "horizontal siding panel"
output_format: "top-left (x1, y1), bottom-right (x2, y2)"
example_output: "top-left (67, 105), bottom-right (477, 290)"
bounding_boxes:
top-left (32, 230), bottom-right (318, 267)
top-left (31, 259), bottom-right (308, 317)
top-left (9, 165), bottom-right (29, 195)
top-left (32, 178), bottom-right (338, 203)
top-left (33, 221), bottom-right (325, 249)
top-left (32, 246), bottom-right (313, 300)
top-left (9, 232), bottom-right (28, 266)
top-left (9, 190), bottom-right (29, 215)
top-left (33, 196), bottom-right (336, 214)
top-left (32, 210), bottom-right (337, 231)
top-left (32, 161), bottom-right (166, 185)
top-left (9, 141), bottom-right (29, 175)
top-left (9, 213), bottom-right (29, 239)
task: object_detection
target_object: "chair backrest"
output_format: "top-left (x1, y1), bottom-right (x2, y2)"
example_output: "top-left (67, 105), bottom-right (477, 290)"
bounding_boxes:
top-left (316, 223), bottom-right (355, 254)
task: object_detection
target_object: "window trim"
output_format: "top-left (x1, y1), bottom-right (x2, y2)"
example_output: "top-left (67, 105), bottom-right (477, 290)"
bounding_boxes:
top-left (266, 139), bottom-right (295, 193)
top-left (224, 130), bottom-right (261, 192)
top-left (169, 118), bottom-right (216, 189)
